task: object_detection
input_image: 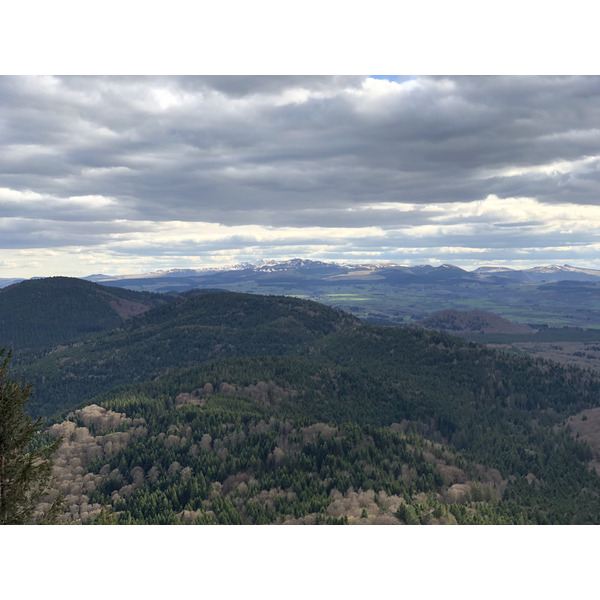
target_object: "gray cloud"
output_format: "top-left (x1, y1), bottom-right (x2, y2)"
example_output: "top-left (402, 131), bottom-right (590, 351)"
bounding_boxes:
top-left (179, 75), bottom-right (365, 98)
top-left (1, 75), bottom-right (600, 275)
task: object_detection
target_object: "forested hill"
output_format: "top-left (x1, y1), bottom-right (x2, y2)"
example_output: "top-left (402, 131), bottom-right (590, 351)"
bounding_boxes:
top-left (0, 277), bottom-right (172, 352)
top-left (20, 291), bottom-right (358, 416)
top-left (8, 285), bottom-right (600, 523)
top-left (17, 288), bottom-right (599, 426)
top-left (28, 294), bottom-right (600, 524)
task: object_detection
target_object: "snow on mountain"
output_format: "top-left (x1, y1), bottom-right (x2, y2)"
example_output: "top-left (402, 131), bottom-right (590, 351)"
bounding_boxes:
top-left (527, 264), bottom-right (600, 275)
top-left (254, 258), bottom-right (339, 272)
top-left (80, 260), bottom-right (600, 283)
top-left (473, 266), bottom-right (516, 273)
top-left (526, 265), bottom-right (570, 274)
top-left (520, 264), bottom-right (600, 280)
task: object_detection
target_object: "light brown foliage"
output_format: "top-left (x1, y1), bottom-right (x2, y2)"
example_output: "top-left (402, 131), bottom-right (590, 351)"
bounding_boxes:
top-left (301, 423), bottom-right (337, 442)
top-left (43, 405), bottom-right (148, 523)
top-left (565, 406), bottom-right (600, 474)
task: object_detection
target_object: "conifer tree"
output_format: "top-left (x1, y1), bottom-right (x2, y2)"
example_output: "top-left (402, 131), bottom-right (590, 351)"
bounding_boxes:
top-left (0, 347), bottom-right (63, 524)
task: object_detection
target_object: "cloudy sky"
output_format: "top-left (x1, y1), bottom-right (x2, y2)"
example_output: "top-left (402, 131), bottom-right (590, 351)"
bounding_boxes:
top-left (1, 74), bottom-right (600, 276)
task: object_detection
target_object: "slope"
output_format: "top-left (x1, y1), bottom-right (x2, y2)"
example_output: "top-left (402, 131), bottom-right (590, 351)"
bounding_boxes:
top-left (19, 291), bottom-right (357, 416)
top-left (8, 286), bottom-right (600, 524)
top-left (0, 277), bottom-right (171, 353)
top-left (417, 309), bottom-right (537, 335)
top-left (45, 323), bottom-right (600, 525)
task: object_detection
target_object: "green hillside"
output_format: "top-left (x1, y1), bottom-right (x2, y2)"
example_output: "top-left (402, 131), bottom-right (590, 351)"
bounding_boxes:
top-left (7, 283), bottom-right (600, 524)
top-left (45, 345), bottom-right (600, 524)
top-left (0, 277), bottom-right (171, 353)
top-left (20, 291), bottom-right (356, 416)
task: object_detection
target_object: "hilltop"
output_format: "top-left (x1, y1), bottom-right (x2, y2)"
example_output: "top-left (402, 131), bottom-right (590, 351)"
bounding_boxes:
top-left (18, 290), bottom-right (357, 417)
top-left (0, 277), bottom-right (172, 352)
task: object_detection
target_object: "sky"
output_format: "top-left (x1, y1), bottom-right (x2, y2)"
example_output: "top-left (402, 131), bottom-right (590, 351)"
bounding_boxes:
top-left (2, 74), bottom-right (600, 277)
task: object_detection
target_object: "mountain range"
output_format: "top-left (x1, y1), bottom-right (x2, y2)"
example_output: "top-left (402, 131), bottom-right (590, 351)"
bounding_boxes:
top-left (85, 260), bottom-right (600, 288)
top-left (4, 260), bottom-right (600, 293)
top-left (78, 259), bottom-right (600, 329)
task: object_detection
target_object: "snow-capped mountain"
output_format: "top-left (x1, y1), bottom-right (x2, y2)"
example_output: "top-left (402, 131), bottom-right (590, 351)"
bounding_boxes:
top-left (80, 259), bottom-right (600, 285)
top-left (473, 266), bottom-right (516, 274)
top-left (5, 259), bottom-right (597, 293)
top-left (515, 264), bottom-right (600, 282)
top-left (526, 264), bottom-right (600, 276)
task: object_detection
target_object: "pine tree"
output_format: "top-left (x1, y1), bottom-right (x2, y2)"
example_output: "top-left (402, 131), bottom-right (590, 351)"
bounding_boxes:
top-left (0, 347), bottom-right (63, 524)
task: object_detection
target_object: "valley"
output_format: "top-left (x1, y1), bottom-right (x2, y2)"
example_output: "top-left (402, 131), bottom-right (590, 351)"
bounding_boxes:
top-left (83, 260), bottom-right (600, 373)
top-left (83, 260), bottom-right (600, 329)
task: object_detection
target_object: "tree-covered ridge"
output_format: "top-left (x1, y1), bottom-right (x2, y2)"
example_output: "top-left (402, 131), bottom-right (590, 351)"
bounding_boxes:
top-left (20, 292), bottom-right (357, 417)
top-left (47, 377), bottom-right (600, 525)
top-left (42, 397), bottom-right (513, 524)
top-left (40, 328), bottom-right (600, 524)
top-left (95, 339), bottom-right (600, 522)
top-left (0, 277), bottom-right (171, 353)
top-left (417, 309), bottom-right (537, 335)
top-left (7, 286), bottom-right (600, 523)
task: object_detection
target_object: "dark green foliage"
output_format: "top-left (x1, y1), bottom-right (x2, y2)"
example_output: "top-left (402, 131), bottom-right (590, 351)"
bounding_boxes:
top-left (8, 286), bottom-right (600, 524)
top-left (79, 373), bottom-right (600, 525)
top-left (463, 327), bottom-right (600, 345)
top-left (19, 292), bottom-right (356, 416)
top-left (0, 347), bottom-right (62, 524)
top-left (85, 394), bottom-right (448, 524)
top-left (0, 277), bottom-right (170, 353)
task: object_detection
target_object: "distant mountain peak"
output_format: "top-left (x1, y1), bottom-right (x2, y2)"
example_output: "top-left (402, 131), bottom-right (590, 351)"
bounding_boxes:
top-left (42, 259), bottom-right (600, 291)
top-left (474, 266), bottom-right (516, 273)
top-left (526, 264), bottom-right (600, 275)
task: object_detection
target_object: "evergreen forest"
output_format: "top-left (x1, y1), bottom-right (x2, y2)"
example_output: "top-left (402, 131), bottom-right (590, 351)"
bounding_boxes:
top-left (3, 278), bottom-right (600, 524)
